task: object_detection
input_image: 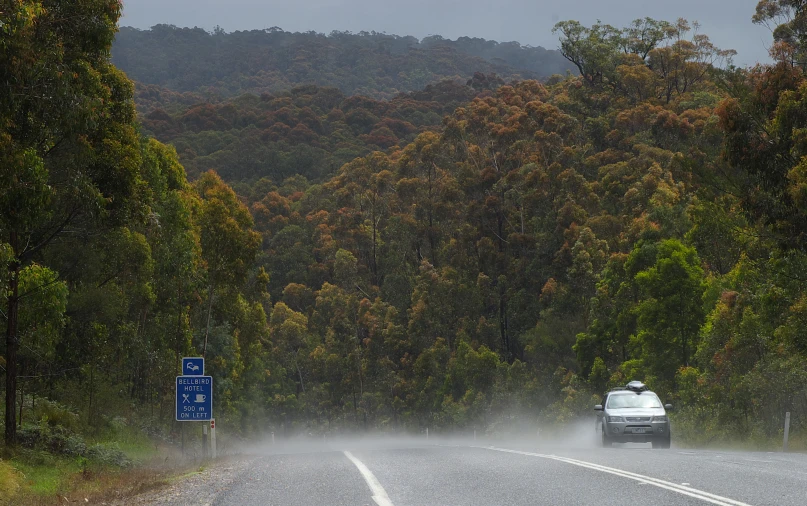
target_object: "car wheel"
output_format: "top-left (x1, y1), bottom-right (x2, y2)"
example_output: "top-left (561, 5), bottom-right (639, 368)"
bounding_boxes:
top-left (601, 426), bottom-right (612, 448)
top-left (652, 435), bottom-right (671, 449)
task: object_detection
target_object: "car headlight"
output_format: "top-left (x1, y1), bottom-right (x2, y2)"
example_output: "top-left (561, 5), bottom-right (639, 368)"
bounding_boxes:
top-left (606, 416), bottom-right (624, 423)
top-left (652, 415), bottom-right (668, 422)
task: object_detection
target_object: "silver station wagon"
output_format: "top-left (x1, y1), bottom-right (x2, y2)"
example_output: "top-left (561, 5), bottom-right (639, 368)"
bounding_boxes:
top-left (595, 381), bottom-right (673, 449)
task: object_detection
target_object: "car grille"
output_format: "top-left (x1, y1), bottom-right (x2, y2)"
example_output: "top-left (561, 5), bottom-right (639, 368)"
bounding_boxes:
top-left (625, 416), bottom-right (651, 422)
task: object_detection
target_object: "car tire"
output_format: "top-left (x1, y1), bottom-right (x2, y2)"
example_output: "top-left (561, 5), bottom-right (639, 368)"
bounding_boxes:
top-left (601, 426), bottom-right (612, 448)
top-left (652, 434), bottom-right (671, 449)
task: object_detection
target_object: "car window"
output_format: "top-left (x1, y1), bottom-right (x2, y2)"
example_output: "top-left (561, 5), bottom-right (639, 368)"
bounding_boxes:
top-left (606, 393), bottom-right (662, 409)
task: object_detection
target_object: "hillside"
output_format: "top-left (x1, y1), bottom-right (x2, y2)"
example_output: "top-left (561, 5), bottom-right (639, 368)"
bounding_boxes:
top-left (112, 26), bottom-right (574, 104)
top-left (139, 76), bottom-right (502, 185)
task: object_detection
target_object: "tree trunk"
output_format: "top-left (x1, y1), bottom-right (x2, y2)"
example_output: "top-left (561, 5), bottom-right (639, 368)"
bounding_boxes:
top-left (4, 231), bottom-right (20, 446)
top-left (499, 283), bottom-right (509, 359)
top-left (203, 283), bottom-right (214, 358)
top-left (18, 377), bottom-right (23, 428)
top-left (176, 279), bottom-right (184, 373)
top-left (371, 204), bottom-right (378, 287)
top-left (294, 351), bottom-right (305, 393)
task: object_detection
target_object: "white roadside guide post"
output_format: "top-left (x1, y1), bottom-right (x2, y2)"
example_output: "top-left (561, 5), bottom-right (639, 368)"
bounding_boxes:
top-left (783, 411), bottom-right (791, 452)
top-left (211, 419), bottom-right (217, 459)
top-left (203, 423), bottom-right (208, 458)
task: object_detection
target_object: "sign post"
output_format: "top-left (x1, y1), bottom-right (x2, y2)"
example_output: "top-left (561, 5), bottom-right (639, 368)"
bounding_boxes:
top-left (176, 357), bottom-right (214, 459)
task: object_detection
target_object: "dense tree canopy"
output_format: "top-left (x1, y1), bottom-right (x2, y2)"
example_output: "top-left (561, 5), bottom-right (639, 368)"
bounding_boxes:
top-left (138, 79), bottom-right (486, 184)
top-left (112, 26), bottom-right (574, 103)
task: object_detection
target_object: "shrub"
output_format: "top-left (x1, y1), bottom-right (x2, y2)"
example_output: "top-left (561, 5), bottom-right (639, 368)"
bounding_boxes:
top-left (30, 399), bottom-right (81, 432)
top-left (86, 443), bottom-right (132, 468)
top-left (17, 423), bottom-right (87, 457)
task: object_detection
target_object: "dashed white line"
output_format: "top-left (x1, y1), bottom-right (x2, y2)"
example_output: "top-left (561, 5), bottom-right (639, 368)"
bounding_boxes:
top-left (478, 446), bottom-right (753, 506)
top-left (343, 450), bottom-right (395, 506)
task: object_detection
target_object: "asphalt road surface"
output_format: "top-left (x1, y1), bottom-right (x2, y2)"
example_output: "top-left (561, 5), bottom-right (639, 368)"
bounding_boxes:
top-left (146, 436), bottom-right (807, 506)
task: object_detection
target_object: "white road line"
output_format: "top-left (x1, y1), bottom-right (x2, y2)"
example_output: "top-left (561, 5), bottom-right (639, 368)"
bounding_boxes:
top-left (343, 450), bottom-right (395, 506)
top-left (478, 446), bottom-right (753, 506)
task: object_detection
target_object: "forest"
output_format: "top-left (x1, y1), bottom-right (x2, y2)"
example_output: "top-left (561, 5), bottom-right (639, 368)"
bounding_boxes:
top-left (138, 76), bottom-right (494, 184)
top-left (111, 26), bottom-right (573, 102)
top-left (3, 0), bottom-right (807, 462)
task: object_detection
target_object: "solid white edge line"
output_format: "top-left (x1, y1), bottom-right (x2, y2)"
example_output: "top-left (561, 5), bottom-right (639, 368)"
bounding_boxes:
top-left (547, 453), bottom-right (753, 506)
top-left (343, 450), bottom-right (395, 506)
top-left (478, 446), bottom-right (753, 506)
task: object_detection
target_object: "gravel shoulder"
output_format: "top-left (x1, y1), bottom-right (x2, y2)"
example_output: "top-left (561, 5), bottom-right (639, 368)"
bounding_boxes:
top-left (109, 455), bottom-right (260, 506)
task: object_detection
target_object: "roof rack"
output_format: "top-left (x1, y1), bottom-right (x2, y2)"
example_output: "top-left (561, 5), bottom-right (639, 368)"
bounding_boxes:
top-left (625, 380), bottom-right (649, 392)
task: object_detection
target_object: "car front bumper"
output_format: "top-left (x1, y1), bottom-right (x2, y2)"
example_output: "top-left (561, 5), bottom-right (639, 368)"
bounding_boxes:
top-left (604, 421), bottom-right (669, 441)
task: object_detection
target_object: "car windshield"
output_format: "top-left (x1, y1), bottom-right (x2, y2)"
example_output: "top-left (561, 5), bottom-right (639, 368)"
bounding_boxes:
top-left (607, 393), bottom-right (662, 409)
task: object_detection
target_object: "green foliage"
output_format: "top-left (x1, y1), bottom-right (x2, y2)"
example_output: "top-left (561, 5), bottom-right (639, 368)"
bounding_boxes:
top-left (554, 18), bottom-right (735, 104)
top-left (633, 239), bottom-right (706, 393)
top-left (753, 1), bottom-right (807, 64)
top-left (85, 443), bottom-right (133, 468)
top-left (17, 424), bottom-right (87, 458)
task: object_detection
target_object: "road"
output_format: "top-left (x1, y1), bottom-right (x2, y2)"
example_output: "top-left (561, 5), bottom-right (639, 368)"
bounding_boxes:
top-left (143, 436), bottom-right (807, 506)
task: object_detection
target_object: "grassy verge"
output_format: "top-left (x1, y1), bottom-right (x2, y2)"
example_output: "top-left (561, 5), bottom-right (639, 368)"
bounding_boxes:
top-left (1, 435), bottom-right (196, 506)
top-left (673, 429), bottom-right (807, 452)
top-left (670, 411), bottom-right (807, 452)
top-left (9, 459), bottom-right (171, 505)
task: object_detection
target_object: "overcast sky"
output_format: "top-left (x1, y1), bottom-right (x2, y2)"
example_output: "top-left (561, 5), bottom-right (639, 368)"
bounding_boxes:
top-left (120, 0), bottom-right (772, 67)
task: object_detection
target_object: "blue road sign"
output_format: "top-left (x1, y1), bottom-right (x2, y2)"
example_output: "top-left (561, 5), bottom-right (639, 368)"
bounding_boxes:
top-left (182, 357), bottom-right (204, 375)
top-left (176, 376), bottom-right (213, 421)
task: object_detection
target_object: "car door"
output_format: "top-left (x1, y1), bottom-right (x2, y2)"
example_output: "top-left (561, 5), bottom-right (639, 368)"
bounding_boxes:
top-left (595, 393), bottom-right (607, 432)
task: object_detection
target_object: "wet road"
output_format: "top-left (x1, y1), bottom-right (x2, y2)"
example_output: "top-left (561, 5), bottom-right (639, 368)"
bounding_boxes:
top-left (152, 438), bottom-right (807, 506)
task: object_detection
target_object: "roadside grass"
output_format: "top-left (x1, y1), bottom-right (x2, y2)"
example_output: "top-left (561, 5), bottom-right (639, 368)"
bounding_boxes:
top-left (2, 436), bottom-right (194, 505)
top-left (11, 453), bottom-right (74, 497)
top-left (0, 459), bottom-right (22, 503)
top-left (10, 463), bottom-right (171, 505)
top-left (673, 423), bottom-right (807, 453)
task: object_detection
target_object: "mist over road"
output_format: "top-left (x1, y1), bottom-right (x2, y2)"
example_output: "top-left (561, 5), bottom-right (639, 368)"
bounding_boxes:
top-left (134, 433), bottom-right (807, 506)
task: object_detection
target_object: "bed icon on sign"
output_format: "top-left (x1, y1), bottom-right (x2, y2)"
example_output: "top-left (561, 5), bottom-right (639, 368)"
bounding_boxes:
top-left (182, 357), bottom-right (204, 375)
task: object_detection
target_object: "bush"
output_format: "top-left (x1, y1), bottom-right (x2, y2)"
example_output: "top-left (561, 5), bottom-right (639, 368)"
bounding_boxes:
top-left (30, 399), bottom-right (81, 432)
top-left (17, 423), bottom-right (87, 457)
top-left (86, 443), bottom-right (132, 468)
top-left (17, 424), bottom-right (131, 468)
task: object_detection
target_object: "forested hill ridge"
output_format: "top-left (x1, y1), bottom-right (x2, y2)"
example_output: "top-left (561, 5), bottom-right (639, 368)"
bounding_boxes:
top-left (111, 25), bottom-right (574, 103)
top-left (139, 76), bottom-right (501, 184)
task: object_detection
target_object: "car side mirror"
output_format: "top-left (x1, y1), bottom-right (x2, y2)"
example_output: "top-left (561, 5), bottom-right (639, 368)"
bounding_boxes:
top-left (664, 404), bottom-right (673, 411)
top-left (594, 404), bottom-right (603, 411)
